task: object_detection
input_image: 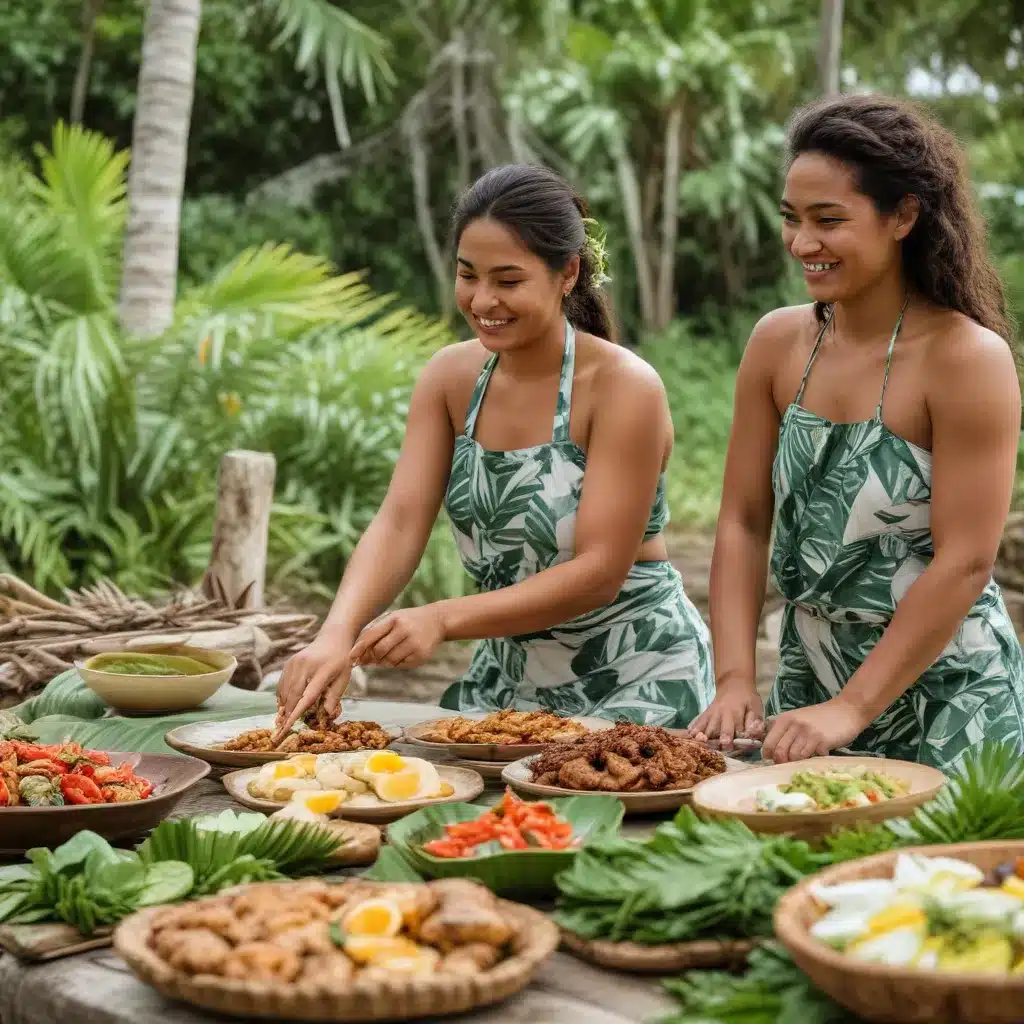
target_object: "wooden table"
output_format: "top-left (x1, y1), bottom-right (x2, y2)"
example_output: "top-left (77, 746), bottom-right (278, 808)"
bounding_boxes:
top-left (0, 747), bottom-right (682, 1024)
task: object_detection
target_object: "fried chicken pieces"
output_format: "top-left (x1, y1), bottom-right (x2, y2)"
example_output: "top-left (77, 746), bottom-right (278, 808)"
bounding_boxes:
top-left (529, 722), bottom-right (725, 792)
top-left (146, 879), bottom-right (517, 988)
top-left (421, 709), bottom-right (589, 745)
top-left (221, 710), bottom-right (390, 755)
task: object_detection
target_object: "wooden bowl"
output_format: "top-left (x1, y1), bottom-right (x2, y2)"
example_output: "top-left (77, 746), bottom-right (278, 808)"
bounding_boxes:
top-left (403, 713), bottom-right (614, 762)
top-left (560, 930), bottom-right (757, 974)
top-left (774, 841), bottom-right (1024, 1023)
top-left (0, 751), bottom-right (210, 854)
top-left (501, 754), bottom-right (749, 815)
top-left (222, 764), bottom-right (486, 824)
top-left (77, 644), bottom-right (236, 714)
top-left (114, 883), bottom-right (560, 1021)
top-left (691, 756), bottom-right (946, 839)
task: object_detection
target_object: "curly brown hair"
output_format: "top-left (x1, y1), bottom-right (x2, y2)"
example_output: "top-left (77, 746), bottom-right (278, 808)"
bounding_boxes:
top-left (786, 93), bottom-right (1013, 342)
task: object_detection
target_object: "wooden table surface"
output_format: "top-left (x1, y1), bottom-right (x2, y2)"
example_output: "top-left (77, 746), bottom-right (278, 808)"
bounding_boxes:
top-left (0, 739), bottom-right (683, 1024)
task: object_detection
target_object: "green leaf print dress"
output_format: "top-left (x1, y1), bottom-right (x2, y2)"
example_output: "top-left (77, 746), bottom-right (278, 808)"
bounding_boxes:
top-left (767, 306), bottom-right (1024, 772)
top-left (439, 320), bottom-right (714, 727)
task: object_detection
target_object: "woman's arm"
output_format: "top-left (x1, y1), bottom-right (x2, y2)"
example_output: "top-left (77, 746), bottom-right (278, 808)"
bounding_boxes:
top-left (275, 345), bottom-right (461, 728)
top-left (835, 327), bottom-right (1021, 720)
top-left (350, 351), bottom-right (671, 664)
top-left (690, 311), bottom-right (788, 744)
top-left (763, 323), bottom-right (1021, 762)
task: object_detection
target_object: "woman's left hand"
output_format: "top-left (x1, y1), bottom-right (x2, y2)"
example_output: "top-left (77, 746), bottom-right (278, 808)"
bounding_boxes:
top-left (761, 698), bottom-right (871, 763)
top-left (349, 605), bottom-right (448, 669)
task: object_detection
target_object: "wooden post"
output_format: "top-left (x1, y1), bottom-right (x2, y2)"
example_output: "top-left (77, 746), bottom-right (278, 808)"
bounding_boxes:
top-left (817, 0), bottom-right (844, 97)
top-left (202, 451), bottom-right (277, 610)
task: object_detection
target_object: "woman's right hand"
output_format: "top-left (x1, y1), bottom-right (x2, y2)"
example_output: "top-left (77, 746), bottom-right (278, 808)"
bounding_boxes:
top-left (688, 682), bottom-right (765, 749)
top-left (273, 632), bottom-right (355, 742)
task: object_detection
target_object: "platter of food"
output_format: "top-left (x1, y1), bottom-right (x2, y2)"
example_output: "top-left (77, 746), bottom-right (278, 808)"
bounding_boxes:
top-left (691, 756), bottom-right (947, 839)
top-left (221, 750), bottom-right (485, 824)
top-left (165, 705), bottom-right (400, 769)
top-left (403, 709), bottom-right (613, 762)
top-left (499, 722), bottom-right (744, 813)
top-left (0, 741), bottom-right (210, 853)
top-left (383, 788), bottom-right (624, 895)
top-left (113, 877), bottom-right (560, 1022)
top-left (76, 643), bottom-right (237, 714)
top-left (774, 842), bottom-right (1024, 1023)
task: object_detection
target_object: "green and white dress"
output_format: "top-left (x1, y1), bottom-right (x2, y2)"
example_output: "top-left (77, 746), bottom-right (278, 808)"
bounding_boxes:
top-left (439, 320), bottom-right (714, 727)
top-left (767, 306), bottom-right (1024, 772)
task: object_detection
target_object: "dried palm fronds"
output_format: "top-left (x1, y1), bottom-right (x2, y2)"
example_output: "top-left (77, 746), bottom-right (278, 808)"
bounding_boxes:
top-left (0, 574), bottom-right (318, 699)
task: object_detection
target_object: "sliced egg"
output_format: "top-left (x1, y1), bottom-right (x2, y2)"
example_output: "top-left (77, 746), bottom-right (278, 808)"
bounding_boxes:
top-left (269, 803), bottom-right (329, 824)
top-left (755, 785), bottom-right (816, 811)
top-left (288, 753), bottom-right (319, 775)
top-left (893, 853), bottom-right (984, 893)
top-left (810, 908), bottom-right (872, 946)
top-left (847, 926), bottom-right (924, 966)
top-left (290, 789), bottom-right (349, 815)
top-left (865, 901), bottom-right (926, 936)
top-left (314, 754), bottom-right (370, 793)
top-left (371, 758), bottom-right (443, 803)
top-left (931, 889), bottom-right (1023, 925)
top-left (374, 949), bottom-right (440, 975)
top-left (363, 750), bottom-right (406, 774)
top-left (341, 897), bottom-right (403, 938)
top-left (343, 935), bottom-right (422, 965)
top-left (1001, 876), bottom-right (1024, 900)
top-left (1010, 909), bottom-right (1024, 938)
top-left (935, 932), bottom-right (1013, 974)
top-left (812, 879), bottom-right (898, 912)
top-left (267, 777), bottom-right (323, 803)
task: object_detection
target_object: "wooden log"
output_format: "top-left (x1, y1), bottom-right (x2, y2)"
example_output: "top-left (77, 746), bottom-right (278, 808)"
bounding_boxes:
top-left (201, 451), bottom-right (276, 611)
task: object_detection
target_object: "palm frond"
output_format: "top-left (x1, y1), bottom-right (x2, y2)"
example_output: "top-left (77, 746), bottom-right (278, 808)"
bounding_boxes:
top-left (261, 0), bottom-right (395, 103)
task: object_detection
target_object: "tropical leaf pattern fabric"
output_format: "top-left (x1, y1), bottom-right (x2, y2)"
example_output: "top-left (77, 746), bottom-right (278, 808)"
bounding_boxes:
top-left (767, 311), bottom-right (1024, 773)
top-left (439, 321), bottom-right (713, 728)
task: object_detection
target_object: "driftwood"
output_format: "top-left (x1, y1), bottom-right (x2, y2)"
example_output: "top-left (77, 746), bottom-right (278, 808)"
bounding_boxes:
top-left (0, 574), bottom-right (318, 699)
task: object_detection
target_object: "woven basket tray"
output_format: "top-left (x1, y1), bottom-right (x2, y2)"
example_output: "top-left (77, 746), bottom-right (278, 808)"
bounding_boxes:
top-left (114, 891), bottom-right (559, 1021)
top-left (774, 841), bottom-right (1024, 1023)
top-left (560, 929), bottom-right (757, 973)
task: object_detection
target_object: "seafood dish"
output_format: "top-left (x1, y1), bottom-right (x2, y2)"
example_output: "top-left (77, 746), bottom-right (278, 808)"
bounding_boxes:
top-left (418, 709), bottom-right (589, 746)
top-left (527, 722), bottom-right (725, 793)
top-left (809, 851), bottom-right (1024, 973)
top-left (755, 766), bottom-right (910, 813)
top-left (221, 698), bottom-right (391, 755)
top-left (248, 751), bottom-right (456, 818)
top-left (0, 741), bottom-right (153, 806)
top-left (143, 877), bottom-right (522, 982)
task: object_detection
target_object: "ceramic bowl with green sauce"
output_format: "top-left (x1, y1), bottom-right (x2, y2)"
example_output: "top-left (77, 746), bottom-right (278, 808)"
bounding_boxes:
top-left (77, 644), bottom-right (237, 714)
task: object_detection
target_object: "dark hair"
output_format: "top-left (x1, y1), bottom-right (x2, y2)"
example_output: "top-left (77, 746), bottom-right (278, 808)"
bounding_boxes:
top-left (452, 164), bottom-right (617, 341)
top-left (786, 94), bottom-right (1013, 341)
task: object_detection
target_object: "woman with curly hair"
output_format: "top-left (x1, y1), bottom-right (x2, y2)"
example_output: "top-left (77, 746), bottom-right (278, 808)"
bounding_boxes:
top-left (692, 94), bottom-right (1024, 771)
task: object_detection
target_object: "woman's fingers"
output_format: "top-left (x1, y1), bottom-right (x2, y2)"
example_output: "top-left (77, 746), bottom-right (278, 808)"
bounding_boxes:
top-left (350, 618), bottom-right (394, 664)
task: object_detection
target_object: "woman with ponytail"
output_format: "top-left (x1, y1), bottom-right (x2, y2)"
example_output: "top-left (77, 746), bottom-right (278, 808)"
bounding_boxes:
top-left (276, 164), bottom-right (714, 731)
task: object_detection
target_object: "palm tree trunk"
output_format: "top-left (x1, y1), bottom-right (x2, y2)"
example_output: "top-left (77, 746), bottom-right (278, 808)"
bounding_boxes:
top-left (817, 0), bottom-right (844, 96)
top-left (70, 0), bottom-right (104, 125)
top-left (119, 0), bottom-right (201, 338)
top-left (612, 142), bottom-right (656, 331)
top-left (655, 103), bottom-right (683, 331)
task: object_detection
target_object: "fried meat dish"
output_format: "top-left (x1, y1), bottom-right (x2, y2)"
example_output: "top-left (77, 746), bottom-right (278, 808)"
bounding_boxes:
top-left (147, 879), bottom-right (518, 984)
top-left (220, 709), bottom-right (390, 754)
top-left (528, 722), bottom-right (725, 792)
top-left (420, 709), bottom-right (588, 745)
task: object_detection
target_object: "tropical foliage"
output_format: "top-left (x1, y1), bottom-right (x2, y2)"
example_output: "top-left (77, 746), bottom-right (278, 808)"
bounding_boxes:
top-left (0, 124), bottom-right (465, 600)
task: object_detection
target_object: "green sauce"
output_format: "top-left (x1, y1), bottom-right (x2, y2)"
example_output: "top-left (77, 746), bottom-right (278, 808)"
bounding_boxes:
top-left (88, 652), bottom-right (215, 676)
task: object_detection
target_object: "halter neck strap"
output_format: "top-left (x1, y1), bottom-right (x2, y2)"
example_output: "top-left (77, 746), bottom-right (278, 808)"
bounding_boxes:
top-left (876, 298), bottom-right (910, 419)
top-left (463, 319), bottom-right (576, 441)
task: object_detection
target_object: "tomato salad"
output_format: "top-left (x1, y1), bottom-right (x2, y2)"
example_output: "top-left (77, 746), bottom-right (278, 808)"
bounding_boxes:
top-left (0, 741), bottom-right (154, 807)
top-left (422, 788), bottom-right (577, 858)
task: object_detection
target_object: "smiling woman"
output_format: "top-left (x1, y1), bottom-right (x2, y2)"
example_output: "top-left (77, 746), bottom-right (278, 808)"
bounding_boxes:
top-left (693, 94), bottom-right (1024, 772)
top-left (275, 165), bottom-right (714, 734)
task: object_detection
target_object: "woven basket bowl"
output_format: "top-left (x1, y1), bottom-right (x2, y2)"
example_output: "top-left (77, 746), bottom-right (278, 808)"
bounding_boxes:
top-left (774, 841), bottom-right (1024, 1023)
top-left (114, 889), bottom-right (559, 1021)
top-left (559, 929), bottom-right (758, 973)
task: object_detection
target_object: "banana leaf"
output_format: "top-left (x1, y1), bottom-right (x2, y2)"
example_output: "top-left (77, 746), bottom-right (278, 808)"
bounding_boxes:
top-left (385, 795), bottom-right (624, 896)
top-left (361, 847), bottom-right (425, 883)
top-left (12, 669), bottom-right (275, 753)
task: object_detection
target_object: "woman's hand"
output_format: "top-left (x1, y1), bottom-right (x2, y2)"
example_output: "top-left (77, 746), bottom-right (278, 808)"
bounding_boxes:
top-left (273, 632), bottom-right (355, 742)
top-left (349, 605), bottom-right (448, 669)
top-left (760, 697), bottom-right (869, 763)
top-left (688, 683), bottom-right (765, 749)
